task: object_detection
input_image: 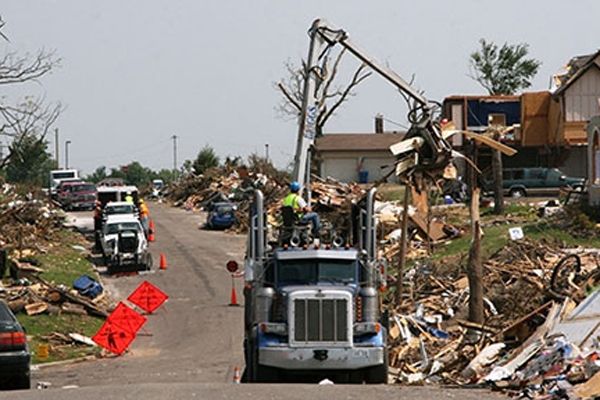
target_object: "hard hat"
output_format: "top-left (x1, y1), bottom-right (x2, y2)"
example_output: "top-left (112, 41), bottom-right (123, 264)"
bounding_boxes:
top-left (290, 181), bottom-right (301, 193)
top-left (139, 199), bottom-right (145, 204)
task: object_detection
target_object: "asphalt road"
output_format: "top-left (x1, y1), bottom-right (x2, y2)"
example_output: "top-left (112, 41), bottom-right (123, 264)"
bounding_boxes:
top-left (2, 203), bottom-right (505, 399)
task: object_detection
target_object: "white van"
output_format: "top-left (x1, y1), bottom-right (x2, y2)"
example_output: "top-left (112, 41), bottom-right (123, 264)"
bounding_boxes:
top-left (49, 169), bottom-right (79, 195)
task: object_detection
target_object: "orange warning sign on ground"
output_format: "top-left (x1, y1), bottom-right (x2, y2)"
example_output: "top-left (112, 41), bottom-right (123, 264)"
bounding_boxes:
top-left (127, 281), bottom-right (169, 314)
top-left (92, 320), bottom-right (136, 355)
top-left (108, 302), bottom-right (147, 334)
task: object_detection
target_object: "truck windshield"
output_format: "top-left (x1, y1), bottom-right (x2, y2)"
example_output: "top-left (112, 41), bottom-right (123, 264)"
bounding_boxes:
top-left (52, 172), bottom-right (76, 180)
top-left (106, 205), bottom-right (135, 215)
top-left (216, 205), bottom-right (233, 214)
top-left (106, 222), bottom-right (141, 235)
top-left (72, 184), bottom-right (96, 192)
top-left (277, 259), bottom-right (356, 285)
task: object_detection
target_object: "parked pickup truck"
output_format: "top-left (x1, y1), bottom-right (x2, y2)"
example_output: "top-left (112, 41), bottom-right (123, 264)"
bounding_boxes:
top-left (100, 215), bottom-right (152, 272)
top-left (485, 168), bottom-right (585, 198)
top-left (61, 182), bottom-right (97, 211)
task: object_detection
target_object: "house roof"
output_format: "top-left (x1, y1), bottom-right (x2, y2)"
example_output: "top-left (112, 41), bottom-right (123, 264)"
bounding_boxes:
top-left (444, 95), bottom-right (520, 103)
top-left (315, 133), bottom-right (405, 152)
top-left (553, 49), bottom-right (600, 96)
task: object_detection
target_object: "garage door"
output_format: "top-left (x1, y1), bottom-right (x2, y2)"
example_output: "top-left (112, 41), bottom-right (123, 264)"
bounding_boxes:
top-left (321, 158), bottom-right (358, 182)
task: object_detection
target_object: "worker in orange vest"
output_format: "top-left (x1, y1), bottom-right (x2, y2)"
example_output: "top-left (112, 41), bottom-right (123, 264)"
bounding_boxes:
top-left (138, 199), bottom-right (150, 237)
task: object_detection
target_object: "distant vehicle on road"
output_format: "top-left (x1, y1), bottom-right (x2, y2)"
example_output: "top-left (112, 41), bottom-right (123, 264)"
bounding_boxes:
top-left (0, 300), bottom-right (30, 389)
top-left (60, 182), bottom-right (97, 211)
top-left (485, 167), bottom-right (585, 198)
top-left (206, 202), bottom-right (237, 229)
top-left (97, 177), bottom-right (125, 187)
top-left (103, 201), bottom-right (138, 218)
top-left (56, 180), bottom-right (83, 204)
top-left (97, 186), bottom-right (139, 207)
top-left (100, 215), bottom-right (152, 272)
top-left (101, 201), bottom-right (139, 229)
top-left (49, 169), bottom-right (79, 197)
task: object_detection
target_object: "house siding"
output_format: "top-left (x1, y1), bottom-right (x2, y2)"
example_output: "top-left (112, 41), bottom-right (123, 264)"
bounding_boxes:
top-left (564, 65), bottom-right (600, 122)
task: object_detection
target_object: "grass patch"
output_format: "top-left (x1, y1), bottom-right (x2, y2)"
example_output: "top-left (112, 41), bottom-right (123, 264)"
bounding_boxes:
top-left (431, 224), bottom-right (509, 262)
top-left (36, 230), bottom-right (95, 287)
top-left (378, 184), bottom-right (406, 202)
top-left (15, 228), bottom-right (103, 364)
top-left (20, 314), bottom-right (103, 364)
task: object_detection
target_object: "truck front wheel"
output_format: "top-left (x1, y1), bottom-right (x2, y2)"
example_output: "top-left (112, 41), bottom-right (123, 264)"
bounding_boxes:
top-left (364, 350), bottom-right (389, 384)
top-left (250, 342), bottom-right (279, 382)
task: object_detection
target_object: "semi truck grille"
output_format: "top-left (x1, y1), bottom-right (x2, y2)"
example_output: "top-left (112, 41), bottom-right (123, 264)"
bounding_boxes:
top-left (293, 298), bottom-right (348, 343)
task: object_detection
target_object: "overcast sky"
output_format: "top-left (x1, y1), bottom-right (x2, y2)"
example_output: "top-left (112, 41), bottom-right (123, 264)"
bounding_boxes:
top-left (2, 1), bottom-right (600, 174)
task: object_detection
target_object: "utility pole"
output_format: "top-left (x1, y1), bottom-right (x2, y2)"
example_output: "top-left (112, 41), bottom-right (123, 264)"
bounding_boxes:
top-left (65, 140), bottom-right (71, 169)
top-left (55, 128), bottom-right (59, 168)
top-left (171, 135), bottom-right (178, 171)
top-left (265, 143), bottom-right (269, 162)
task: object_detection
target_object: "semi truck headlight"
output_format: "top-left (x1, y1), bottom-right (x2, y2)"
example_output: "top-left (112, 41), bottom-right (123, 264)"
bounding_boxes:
top-left (259, 322), bottom-right (288, 336)
top-left (353, 322), bottom-right (381, 336)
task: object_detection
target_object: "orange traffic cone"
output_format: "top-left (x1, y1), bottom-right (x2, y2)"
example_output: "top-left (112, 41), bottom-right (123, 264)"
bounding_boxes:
top-left (232, 366), bottom-right (241, 384)
top-left (148, 220), bottom-right (155, 242)
top-left (159, 253), bottom-right (167, 270)
top-left (229, 277), bottom-right (239, 306)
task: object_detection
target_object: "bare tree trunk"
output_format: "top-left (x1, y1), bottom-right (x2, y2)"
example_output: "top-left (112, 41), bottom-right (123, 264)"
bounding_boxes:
top-left (492, 148), bottom-right (504, 214)
top-left (467, 184), bottom-right (484, 324)
top-left (396, 182), bottom-right (411, 306)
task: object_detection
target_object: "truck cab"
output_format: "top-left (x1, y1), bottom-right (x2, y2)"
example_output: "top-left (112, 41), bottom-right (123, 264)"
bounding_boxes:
top-left (239, 189), bottom-right (388, 383)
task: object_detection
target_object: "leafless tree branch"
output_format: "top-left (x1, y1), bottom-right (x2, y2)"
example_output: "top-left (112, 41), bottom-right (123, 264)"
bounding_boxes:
top-left (0, 50), bottom-right (60, 86)
top-left (275, 49), bottom-right (371, 135)
top-left (0, 98), bottom-right (62, 167)
top-left (276, 82), bottom-right (301, 111)
top-left (318, 63), bottom-right (372, 128)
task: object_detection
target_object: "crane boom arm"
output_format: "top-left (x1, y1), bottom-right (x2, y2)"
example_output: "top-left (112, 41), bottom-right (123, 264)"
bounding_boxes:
top-left (292, 19), bottom-right (438, 194)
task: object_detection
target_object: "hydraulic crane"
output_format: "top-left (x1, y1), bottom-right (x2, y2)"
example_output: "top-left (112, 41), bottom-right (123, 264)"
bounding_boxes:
top-left (292, 18), bottom-right (454, 196)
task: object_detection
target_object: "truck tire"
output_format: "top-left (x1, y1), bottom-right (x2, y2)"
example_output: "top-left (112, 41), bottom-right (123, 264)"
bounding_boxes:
top-left (509, 188), bottom-right (526, 198)
top-left (250, 339), bottom-right (279, 382)
top-left (145, 253), bottom-right (154, 271)
top-left (364, 349), bottom-right (388, 384)
top-left (254, 360), bottom-right (279, 383)
top-left (15, 373), bottom-right (30, 390)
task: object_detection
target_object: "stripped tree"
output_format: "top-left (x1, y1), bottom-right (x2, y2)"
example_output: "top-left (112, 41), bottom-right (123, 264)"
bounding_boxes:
top-left (275, 48), bottom-right (372, 136)
top-left (0, 16), bottom-right (62, 170)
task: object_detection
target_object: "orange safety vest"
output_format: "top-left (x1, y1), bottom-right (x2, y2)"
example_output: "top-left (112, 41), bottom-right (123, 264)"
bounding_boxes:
top-left (139, 203), bottom-right (149, 217)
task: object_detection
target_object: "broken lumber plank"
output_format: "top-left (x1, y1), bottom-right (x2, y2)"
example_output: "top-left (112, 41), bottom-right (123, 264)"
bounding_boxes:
top-left (29, 275), bottom-right (108, 318)
top-left (25, 301), bottom-right (48, 316)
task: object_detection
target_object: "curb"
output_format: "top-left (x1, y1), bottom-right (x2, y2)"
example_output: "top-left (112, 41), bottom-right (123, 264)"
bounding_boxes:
top-left (32, 355), bottom-right (98, 370)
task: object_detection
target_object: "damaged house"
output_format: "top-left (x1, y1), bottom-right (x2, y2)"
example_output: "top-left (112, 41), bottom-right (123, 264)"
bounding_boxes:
top-left (443, 50), bottom-right (600, 178)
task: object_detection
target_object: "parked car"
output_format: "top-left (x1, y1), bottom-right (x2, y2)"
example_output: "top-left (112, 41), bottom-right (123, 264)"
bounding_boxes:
top-left (55, 179), bottom-right (84, 204)
top-left (206, 202), bottom-right (237, 229)
top-left (63, 182), bottom-right (97, 211)
top-left (0, 301), bottom-right (30, 390)
top-left (100, 215), bottom-right (152, 272)
top-left (485, 168), bottom-right (585, 198)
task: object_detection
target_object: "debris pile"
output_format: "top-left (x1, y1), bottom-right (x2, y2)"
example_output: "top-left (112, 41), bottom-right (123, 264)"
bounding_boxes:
top-left (387, 238), bottom-right (600, 398)
top-left (0, 187), bottom-right (65, 252)
top-left (166, 167), bottom-right (366, 234)
top-left (3, 274), bottom-right (109, 318)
